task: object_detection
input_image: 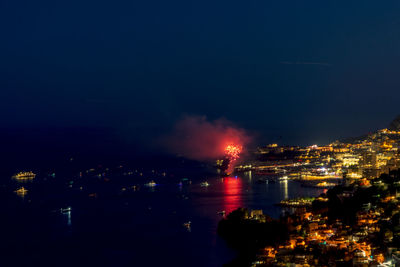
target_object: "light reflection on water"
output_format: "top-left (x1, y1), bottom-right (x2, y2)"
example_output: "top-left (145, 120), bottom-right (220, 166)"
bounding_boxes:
top-left (280, 179), bottom-right (289, 200)
top-left (222, 177), bottom-right (243, 214)
top-left (192, 174), bottom-right (323, 220)
top-left (4, 171), bottom-right (325, 267)
top-left (64, 208), bottom-right (72, 226)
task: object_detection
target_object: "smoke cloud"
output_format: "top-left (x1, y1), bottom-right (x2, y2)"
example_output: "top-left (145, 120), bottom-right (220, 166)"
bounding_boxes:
top-left (163, 115), bottom-right (251, 161)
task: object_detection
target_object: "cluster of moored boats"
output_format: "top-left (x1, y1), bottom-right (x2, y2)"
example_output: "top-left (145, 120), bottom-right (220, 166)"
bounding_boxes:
top-left (12, 172), bottom-right (36, 198)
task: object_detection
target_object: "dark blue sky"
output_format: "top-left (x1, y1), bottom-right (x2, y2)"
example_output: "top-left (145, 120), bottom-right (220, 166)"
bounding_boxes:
top-left (2, 0), bottom-right (400, 146)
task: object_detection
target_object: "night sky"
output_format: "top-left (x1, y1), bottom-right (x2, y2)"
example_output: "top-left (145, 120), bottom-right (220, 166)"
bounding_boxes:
top-left (2, 0), bottom-right (400, 149)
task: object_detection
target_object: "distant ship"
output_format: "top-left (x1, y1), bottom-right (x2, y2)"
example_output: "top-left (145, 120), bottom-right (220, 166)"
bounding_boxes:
top-left (301, 181), bottom-right (336, 189)
top-left (144, 181), bottom-right (157, 187)
top-left (60, 207), bottom-right (72, 213)
top-left (278, 176), bottom-right (288, 181)
top-left (12, 171), bottom-right (36, 181)
top-left (314, 181), bottom-right (336, 188)
top-left (15, 187), bottom-right (28, 197)
top-left (217, 210), bottom-right (226, 216)
top-left (257, 178), bottom-right (276, 184)
top-left (200, 181), bottom-right (210, 187)
top-left (183, 221), bottom-right (191, 232)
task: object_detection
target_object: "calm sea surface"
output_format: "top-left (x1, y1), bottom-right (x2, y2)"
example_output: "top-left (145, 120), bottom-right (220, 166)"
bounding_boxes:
top-left (0, 167), bottom-right (324, 267)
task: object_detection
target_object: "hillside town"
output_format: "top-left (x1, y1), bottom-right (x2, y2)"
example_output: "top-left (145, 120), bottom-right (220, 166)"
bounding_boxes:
top-left (219, 117), bottom-right (400, 266)
top-left (236, 118), bottom-right (400, 187)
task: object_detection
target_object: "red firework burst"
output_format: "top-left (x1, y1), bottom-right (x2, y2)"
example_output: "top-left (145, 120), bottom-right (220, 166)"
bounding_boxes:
top-left (224, 144), bottom-right (242, 174)
top-left (224, 144), bottom-right (242, 161)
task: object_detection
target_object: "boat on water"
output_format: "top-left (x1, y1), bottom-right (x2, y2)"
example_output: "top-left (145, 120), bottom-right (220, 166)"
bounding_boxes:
top-left (183, 221), bottom-right (191, 231)
top-left (278, 176), bottom-right (288, 181)
top-left (15, 187), bottom-right (28, 197)
top-left (180, 178), bottom-right (192, 185)
top-left (60, 207), bottom-right (72, 213)
top-left (200, 181), bottom-right (210, 187)
top-left (217, 210), bottom-right (226, 216)
top-left (315, 181), bottom-right (336, 188)
top-left (257, 178), bottom-right (268, 184)
top-left (12, 171), bottom-right (36, 181)
top-left (257, 178), bottom-right (276, 184)
top-left (300, 181), bottom-right (336, 189)
top-left (144, 181), bottom-right (157, 187)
